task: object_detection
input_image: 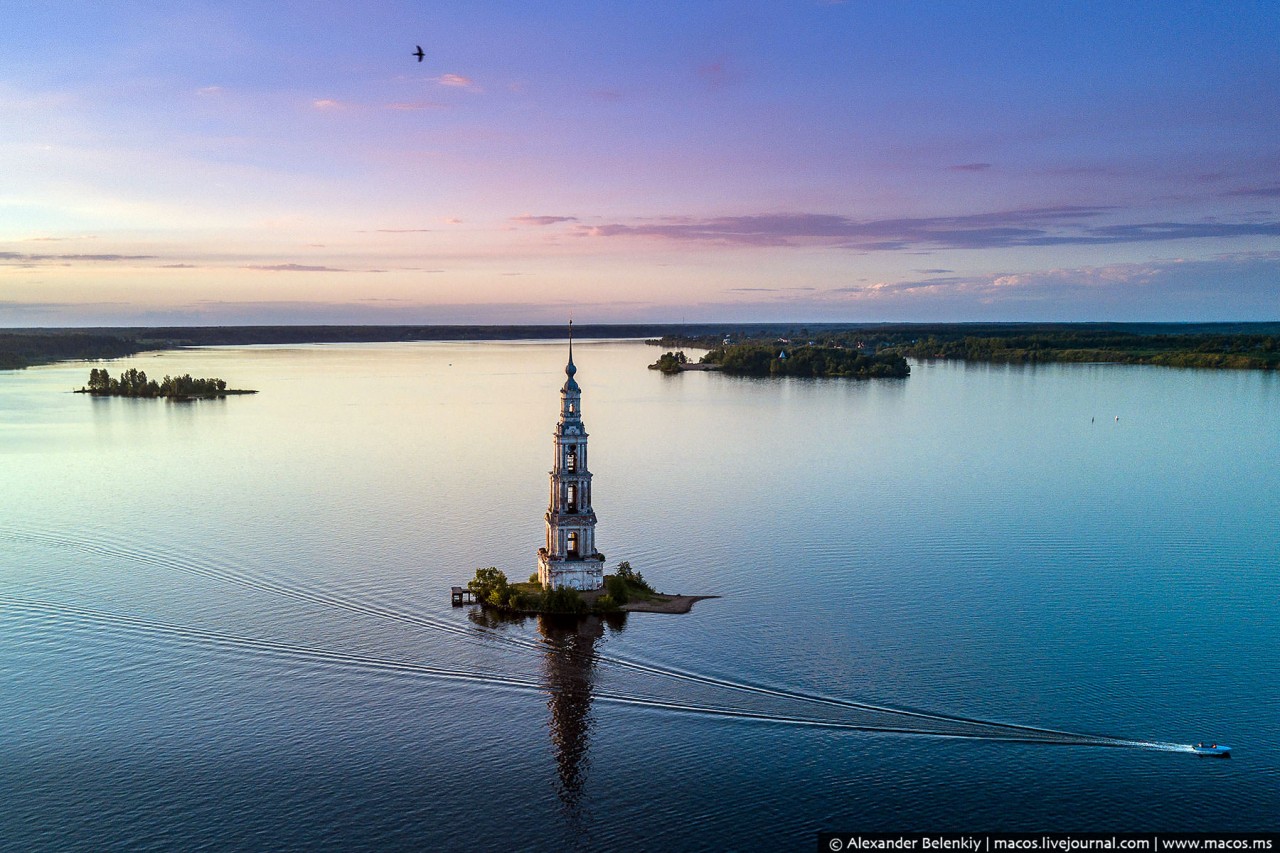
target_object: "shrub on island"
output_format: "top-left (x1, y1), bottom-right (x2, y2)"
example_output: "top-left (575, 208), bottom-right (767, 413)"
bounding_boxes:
top-left (604, 574), bottom-right (630, 605)
top-left (614, 561), bottom-right (653, 593)
top-left (468, 561), bottom-right (658, 616)
top-left (648, 351), bottom-right (688, 373)
top-left (540, 586), bottom-right (588, 615)
top-left (602, 561), bottom-right (655, 605)
top-left (467, 567), bottom-right (588, 615)
top-left (468, 566), bottom-right (510, 606)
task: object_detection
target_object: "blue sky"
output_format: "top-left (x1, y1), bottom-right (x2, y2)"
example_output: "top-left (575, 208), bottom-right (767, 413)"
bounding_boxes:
top-left (2, 1), bottom-right (1278, 325)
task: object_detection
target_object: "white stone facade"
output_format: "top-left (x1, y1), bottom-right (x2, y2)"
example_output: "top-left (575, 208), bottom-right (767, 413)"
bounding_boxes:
top-left (537, 335), bottom-right (604, 591)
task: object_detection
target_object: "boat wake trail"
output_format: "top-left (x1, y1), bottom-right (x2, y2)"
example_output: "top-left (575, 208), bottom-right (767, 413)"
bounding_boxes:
top-left (0, 526), bottom-right (1179, 750)
top-left (0, 595), bottom-right (1109, 743)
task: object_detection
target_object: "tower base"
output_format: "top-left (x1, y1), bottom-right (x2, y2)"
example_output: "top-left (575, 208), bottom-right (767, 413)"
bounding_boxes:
top-left (538, 551), bottom-right (603, 591)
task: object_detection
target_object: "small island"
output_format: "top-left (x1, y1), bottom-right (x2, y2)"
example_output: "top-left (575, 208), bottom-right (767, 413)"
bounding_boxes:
top-left (76, 368), bottom-right (257, 401)
top-left (650, 324), bottom-right (1280, 372)
top-left (651, 343), bottom-right (910, 379)
top-left (648, 350), bottom-right (690, 374)
top-left (467, 561), bottom-right (715, 616)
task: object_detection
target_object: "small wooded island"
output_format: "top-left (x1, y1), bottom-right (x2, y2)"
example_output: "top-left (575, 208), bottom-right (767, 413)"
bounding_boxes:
top-left (650, 325), bottom-right (1280, 371)
top-left (468, 562), bottom-right (714, 616)
top-left (76, 368), bottom-right (257, 401)
top-left (651, 342), bottom-right (910, 378)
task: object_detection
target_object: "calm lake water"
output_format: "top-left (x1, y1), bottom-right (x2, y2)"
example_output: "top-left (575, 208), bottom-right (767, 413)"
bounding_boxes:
top-left (2, 340), bottom-right (1278, 850)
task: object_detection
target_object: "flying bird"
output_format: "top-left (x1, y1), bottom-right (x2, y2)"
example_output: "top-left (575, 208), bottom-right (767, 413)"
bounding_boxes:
top-left (413, 45), bottom-right (425, 62)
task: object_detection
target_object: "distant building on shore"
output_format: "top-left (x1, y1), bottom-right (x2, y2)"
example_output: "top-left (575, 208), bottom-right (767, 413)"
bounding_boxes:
top-left (537, 325), bottom-right (604, 591)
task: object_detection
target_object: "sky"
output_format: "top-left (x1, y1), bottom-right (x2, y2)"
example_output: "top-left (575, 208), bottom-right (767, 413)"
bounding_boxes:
top-left (2, 1), bottom-right (1278, 326)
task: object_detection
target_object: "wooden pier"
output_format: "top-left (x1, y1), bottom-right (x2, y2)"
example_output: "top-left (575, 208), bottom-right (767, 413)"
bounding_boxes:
top-left (451, 586), bottom-right (477, 606)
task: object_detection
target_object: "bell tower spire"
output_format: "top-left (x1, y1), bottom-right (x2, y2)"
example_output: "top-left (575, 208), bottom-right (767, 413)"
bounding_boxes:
top-left (537, 324), bottom-right (603, 591)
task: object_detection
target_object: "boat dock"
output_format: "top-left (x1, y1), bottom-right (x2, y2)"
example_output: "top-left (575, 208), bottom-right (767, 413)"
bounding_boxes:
top-left (451, 586), bottom-right (477, 606)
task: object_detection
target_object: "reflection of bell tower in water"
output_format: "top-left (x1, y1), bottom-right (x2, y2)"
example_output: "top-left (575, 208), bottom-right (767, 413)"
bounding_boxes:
top-left (537, 323), bottom-right (604, 591)
top-left (540, 615), bottom-right (605, 820)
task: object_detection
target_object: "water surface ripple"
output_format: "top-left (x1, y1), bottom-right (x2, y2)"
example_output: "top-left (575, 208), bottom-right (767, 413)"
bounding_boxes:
top-left (1, 342), bottom-right (1276, 850)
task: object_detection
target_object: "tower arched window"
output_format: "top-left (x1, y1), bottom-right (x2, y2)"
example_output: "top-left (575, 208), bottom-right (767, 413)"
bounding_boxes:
top-left (566, 447), bottom-right (576, 472)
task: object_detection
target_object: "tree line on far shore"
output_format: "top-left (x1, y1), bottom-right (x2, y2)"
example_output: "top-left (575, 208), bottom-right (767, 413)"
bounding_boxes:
top-left (897, 332), bottom-right (1280, 369)
top-left (84, 367), bottom-right (229, 398)
top-left (702, 342), bottom-right (910, 378)
top-left (652, 326), bottom-right (1280, 372)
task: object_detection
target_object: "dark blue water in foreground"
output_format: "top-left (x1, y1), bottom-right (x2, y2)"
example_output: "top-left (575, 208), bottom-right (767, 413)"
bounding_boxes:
top-left (2, 342), bottom-right (1277, 850)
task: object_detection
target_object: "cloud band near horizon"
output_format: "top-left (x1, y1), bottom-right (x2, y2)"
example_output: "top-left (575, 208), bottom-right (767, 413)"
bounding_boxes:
top-left (571, 209), bottom-right (1280, 251)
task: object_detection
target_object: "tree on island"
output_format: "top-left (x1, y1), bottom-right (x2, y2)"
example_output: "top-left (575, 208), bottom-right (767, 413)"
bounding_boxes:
top-left (468, 567), bottom-right (512, 606)
top-left (83, 368), bottom-right (238, 398)
top-left (603, 561), bottom-right (655, 605)
top-left (648, 351), bottom-right (688, 373)
top-left (87, 366), bottom-right (159, 396)
top-left (465, 566), bottom-right (602, 615)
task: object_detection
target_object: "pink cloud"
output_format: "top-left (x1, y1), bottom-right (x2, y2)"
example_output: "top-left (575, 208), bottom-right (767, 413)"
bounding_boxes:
top-left (244, 263), bottom-right (347, 272)
top-left (436, 74), bottom-right (478, 90)
top-left (573, 208), bottom-right (1280, 250)
top-left (822, 252), bottom-right (1280, 318)
top-left (0, 252), bottom-right (155, 265)
top-left (512, 214), bottom-right (578, 226)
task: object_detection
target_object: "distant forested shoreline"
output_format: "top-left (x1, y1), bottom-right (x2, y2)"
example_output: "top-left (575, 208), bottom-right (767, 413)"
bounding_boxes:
top-left (2, 323), bottom-right (1279, 372)
top-left (652, 344), bottom-right (910, 378)
top-left (651, 323), bottom-right (1280, 372)
top-left (0, 325), bottom-right (713, 369)
top-left (0, 331), bottom-right (151, 370)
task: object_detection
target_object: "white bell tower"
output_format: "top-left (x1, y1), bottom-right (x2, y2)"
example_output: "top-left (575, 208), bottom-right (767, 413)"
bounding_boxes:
top-left (537, 323), bottom-right (603, 591)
